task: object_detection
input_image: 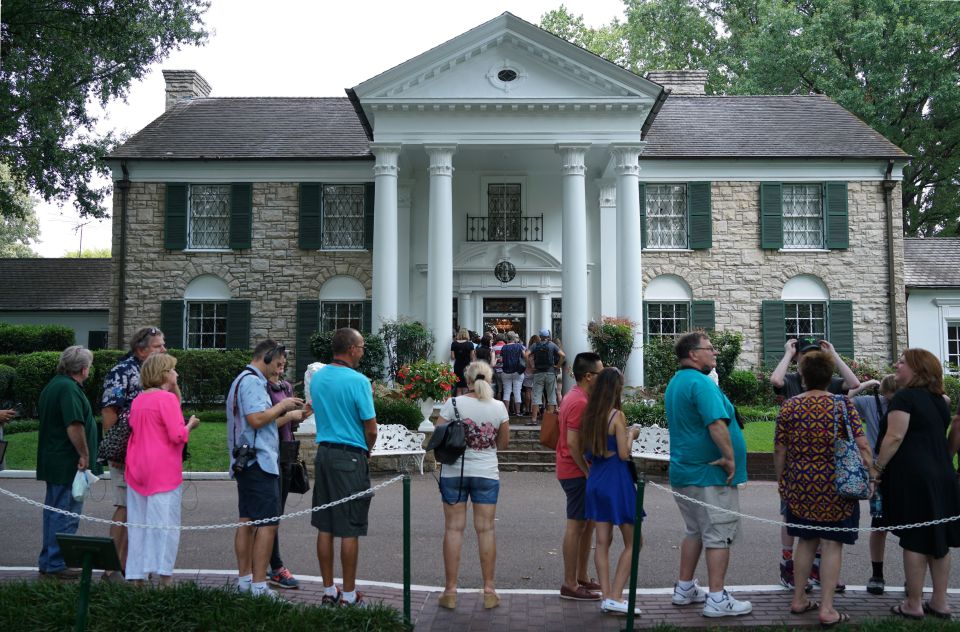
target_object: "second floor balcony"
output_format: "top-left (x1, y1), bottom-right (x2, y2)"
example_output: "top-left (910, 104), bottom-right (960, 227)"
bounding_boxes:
top-left (466, 214), bottom-right (543, 242)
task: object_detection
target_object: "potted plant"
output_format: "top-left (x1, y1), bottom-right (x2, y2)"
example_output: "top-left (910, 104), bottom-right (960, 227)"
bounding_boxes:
top-left (395, 359), bottom-right (458, 431)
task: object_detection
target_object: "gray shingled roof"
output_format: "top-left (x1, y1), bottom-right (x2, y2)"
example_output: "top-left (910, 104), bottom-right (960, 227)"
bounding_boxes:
top-left (108, 97), bottom-right (372, 160)
top-left (904, 238), bottom-right (960, 288)
top-left (642, 95), bottom-right (908, 159)
top-left (0, 259), bottom-right (112, 311)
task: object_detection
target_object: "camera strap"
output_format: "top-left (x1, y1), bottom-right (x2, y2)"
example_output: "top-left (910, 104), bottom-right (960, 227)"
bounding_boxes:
top-left (231, 368), bottom-right (260, 450)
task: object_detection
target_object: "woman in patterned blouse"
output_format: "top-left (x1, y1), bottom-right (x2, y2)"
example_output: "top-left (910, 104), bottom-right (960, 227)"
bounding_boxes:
top-left (774, 350), bottom-right (871, 628)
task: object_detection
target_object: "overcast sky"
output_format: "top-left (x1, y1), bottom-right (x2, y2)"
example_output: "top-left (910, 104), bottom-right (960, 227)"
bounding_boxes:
top-left (34, 0), bottom-right (626, 257)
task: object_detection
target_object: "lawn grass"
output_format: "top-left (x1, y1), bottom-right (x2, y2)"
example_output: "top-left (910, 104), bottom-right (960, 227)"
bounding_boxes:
top-left (0, 580), bottom-right (409, 632)
top-left (742, 421), bottom-right (775, 453)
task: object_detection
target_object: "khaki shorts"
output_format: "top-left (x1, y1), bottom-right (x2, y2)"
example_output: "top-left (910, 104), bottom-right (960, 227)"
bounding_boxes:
top-left (673, 485), bottom-right (740, 548)
top-left (111, 464), bottom-right (127, 507)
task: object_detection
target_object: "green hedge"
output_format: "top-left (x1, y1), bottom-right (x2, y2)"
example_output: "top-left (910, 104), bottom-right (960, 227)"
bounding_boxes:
top-left (12, 352), bottom-right (60, 417)
top-left (0, 323), bottom-right (74, 354)
top-left (168, 349), bottom-right (251, 409)
top-left (2, 419), bottom-right (39, 434)
top-left (374, 397), bottom-right (424, 430)
top-left (0, 354), bottom-right (19, 368)
top-left (310, 331), bottom-right (387, 381)
top-left (0, 364), bottom-right (14, 402)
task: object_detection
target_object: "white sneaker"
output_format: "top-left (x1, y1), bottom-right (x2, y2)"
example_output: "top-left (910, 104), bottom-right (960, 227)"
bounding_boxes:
top-left (702, 590), bottom-right (752, 618)
top-left (600, 599), bottom-right (642, 615)
top-left (672, 580), bottom-right (708, 605)
top-left (237, 579), bottom-right (252, 593)
top-left (252, 585), bottom-right (284, 601)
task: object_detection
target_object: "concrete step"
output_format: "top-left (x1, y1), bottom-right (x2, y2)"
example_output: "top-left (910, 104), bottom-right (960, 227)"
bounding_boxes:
top-left (506, 439), bottom-right (553, 451)
top-left (497, 462), bottom-right (556, 473)
top-left (497, 450), bottom-right (556, 464)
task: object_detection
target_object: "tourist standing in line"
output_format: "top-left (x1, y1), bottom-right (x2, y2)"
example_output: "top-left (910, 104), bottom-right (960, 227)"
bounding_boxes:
top-left (527, 329), bottom-right (564, 426)
top-left (665, 332), bottom-right (751, 618)
top-left (266, 352), bottom-right (301, 590)
top-left (498, 331), bottom-right (526, 416)
top-left (450, 328), bottom-right (475, 396)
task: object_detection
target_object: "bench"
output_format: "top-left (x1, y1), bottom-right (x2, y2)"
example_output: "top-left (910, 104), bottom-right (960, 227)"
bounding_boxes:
top-left (370, 424), bottom-right (427, 475)
top-left (630, 424), bottom-right (670, 462)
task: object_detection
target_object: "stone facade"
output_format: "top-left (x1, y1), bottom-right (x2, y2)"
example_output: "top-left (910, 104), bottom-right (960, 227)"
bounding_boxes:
top-left (642, 180), bottom-right (907, 368)
top-left (107, 181), bottom-right (373, 360)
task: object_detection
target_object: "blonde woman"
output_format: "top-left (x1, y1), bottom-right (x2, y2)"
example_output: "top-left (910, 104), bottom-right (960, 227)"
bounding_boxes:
top-left (435, 361), bottom-right (510, 610)
top-left (124, 353), bottom-right (199, 585)
top-left (450, 328), bottom-right (476, 396)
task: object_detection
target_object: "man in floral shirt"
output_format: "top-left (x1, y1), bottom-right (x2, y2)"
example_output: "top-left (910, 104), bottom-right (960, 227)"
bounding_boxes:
top-left (99, 326), bottom-right (166, 580)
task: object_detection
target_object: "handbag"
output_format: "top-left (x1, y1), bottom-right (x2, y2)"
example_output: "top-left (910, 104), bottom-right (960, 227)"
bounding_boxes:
top-left (425, 398), bottom-right (467, 465)
top-left (97, 409), bottom-right (132, 465)
top-left (539, 410), bottom-right (559, 450)
top-left (833, 395), bottom-right (871, 500)
top-left (288, 458), bottom-right (310, 494)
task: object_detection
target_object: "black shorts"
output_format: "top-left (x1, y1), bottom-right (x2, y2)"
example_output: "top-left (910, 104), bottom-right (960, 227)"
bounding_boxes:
top-left (311, 443), bottom-right (372, 537)
top-left (236, 463), bottom-right (281, 523)
top-left (560, 477), bottom-right (587, 521)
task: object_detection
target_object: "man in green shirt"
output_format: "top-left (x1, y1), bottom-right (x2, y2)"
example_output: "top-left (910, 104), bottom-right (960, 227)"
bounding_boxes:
top-left (36, 346), bottom-right (97, 580)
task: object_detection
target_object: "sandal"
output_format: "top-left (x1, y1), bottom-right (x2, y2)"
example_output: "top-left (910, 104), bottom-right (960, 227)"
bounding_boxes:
top-left (790, 600), bottom-right (820, 615)
top-left (820, 612), bottom-right (849, 629)
top-left (483, 591), bottom-right (501, 609)
top-left (891, 604), bottom-right (924, 620)
top-left (924, 601), bottom-right (952, 620)
top-left (438, 592), bottom-right (457, 609)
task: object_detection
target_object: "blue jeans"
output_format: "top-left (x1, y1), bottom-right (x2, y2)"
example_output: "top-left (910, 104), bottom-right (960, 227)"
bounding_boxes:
top-left (38, 482), bottom-right (83, 573)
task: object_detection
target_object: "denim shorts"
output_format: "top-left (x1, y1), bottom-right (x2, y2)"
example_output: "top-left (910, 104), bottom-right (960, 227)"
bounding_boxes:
top-left (560, 476), bottom-right (587, 520)
top-left (439, 476), bottom-right (499, 505)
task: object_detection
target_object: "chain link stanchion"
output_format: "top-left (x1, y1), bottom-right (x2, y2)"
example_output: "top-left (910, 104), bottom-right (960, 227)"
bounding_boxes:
top-left (403, 474), bottom-right (411, 627)
top-left (623, 472), bottom-right (645, 632)
top-left (647, 480), bottom-right (960, 533)
top-left (0, 475), bottom-right (404, 531)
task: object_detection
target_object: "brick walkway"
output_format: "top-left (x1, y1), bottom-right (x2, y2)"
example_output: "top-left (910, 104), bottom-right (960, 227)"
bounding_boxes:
top-left (3, 569), bottom-right (957, 630)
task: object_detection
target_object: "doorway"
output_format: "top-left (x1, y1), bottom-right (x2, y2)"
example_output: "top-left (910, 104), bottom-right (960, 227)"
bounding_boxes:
top-left (482, 297), bottom-right (526, 340)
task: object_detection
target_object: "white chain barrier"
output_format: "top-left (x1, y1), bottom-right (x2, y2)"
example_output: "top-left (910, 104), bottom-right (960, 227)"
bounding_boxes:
top-left (647, 480), bottom-right (960, 533)
top-left (0, 475), bottom-right (404, 531)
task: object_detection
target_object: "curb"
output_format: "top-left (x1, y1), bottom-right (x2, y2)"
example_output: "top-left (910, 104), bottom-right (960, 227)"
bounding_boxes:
top-left (0, 470), bottom-right (231, 481)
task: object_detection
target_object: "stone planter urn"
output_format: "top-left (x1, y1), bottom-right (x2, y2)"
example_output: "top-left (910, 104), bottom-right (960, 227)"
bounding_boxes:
top-left (418, 398), bottom-right (436, 432)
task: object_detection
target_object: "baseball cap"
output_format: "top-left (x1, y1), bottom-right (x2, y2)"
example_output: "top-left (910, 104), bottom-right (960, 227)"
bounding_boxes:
top-left (539, 328), bottom-right (551, 337)
top-left (797, 337), bottom-right (821, 353)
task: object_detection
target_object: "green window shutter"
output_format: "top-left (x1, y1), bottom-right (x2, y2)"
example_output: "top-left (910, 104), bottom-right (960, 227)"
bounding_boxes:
top-left (691, 300), bottom-right (715, 331)
top-left (160, 300), bottom-right (184, 349)
top-left (760, 183), bottom-right (783, 249)
top-left (829, 300), bottom-right (854, 358)
top-left (642, 301), bottom-right (649, 343)
top-left (225, 300), bottom-right (251, 350)
top-left (687, 182), bottom-right (712, 249)
top-left (761, 300), bottom-right (786, 368)
top-left (295, 300), bottom-right (321, 382)
top-left (299, 184), bottom-right (322, 250)
top-left (364, 182), bottom-right (375, 251)
top-left (824, 182), bottom-right (849, 249)
top-left (229, 183), bottom-right (252, 250)
top-left (638, 183), bottom-right (647, 249)
top-left (362, 299), bottom-right (372, 333)
top-left (164, 184), bottom-right (188, 250)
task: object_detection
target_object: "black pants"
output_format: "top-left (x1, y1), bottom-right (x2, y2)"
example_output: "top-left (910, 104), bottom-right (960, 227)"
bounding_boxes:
top-left (269, 464), bottom-right (292, 571)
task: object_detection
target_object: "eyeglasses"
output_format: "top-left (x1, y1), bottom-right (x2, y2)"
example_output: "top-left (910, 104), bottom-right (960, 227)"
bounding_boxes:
top-left (693, 346), bottom-right (717, 352)
top-left (136, 327), bottom-right (161, 346)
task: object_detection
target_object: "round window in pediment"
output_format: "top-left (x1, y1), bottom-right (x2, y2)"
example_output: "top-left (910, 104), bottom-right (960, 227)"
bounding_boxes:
top-left (497, 68), bottom-right (518, 82)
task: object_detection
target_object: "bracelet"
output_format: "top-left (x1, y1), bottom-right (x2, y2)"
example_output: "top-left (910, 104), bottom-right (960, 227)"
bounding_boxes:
top-left (869, 477), bottom-right (879, 482)
top-left (873, 462), bottom-right (885, 474)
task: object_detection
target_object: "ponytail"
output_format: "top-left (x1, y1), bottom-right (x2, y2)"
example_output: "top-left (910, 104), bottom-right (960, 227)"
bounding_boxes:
top-left (465, 361), bottom-right (494, 400)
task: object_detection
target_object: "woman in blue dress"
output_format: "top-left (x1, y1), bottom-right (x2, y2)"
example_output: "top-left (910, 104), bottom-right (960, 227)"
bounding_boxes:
top-left (581, 367), bottom-right (642, 615)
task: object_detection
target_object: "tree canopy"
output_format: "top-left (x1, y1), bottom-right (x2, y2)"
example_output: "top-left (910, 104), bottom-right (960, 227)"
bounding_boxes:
top-left (0, 0), bottom-right (210, 219)
top-left (541, 0), bottom-right (960, 236)
top-left (0, 164), bottom-right (40, 257)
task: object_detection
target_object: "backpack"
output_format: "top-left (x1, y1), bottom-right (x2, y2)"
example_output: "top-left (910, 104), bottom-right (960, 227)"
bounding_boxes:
top-left (501, 343), bottom-right (524, 374)
top-left (532, 342), bottom-right (555, 371)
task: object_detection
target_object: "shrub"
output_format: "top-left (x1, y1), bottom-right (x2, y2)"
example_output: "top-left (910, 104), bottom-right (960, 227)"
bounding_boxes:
top-left (12, 352), bottom-right (60, 416)
top-left (374, 397), bottom-right (424, 430)
top-left (169, 349), bottom-right (252, 408)
top-left (381, 319), bottom-right (434, 379)
top-left (839, 354), bottom-right (894, 382)
top-left (711, 330), bottom-right (743, 387)
top-left (0, 364), bottom-right (14, 402)
top-left (0, 323), bottom-right (74, 354)
top-left (309, 331), bottom-right (386, 381)
top-left (623, 400), bottom-right (666, 426)
top-left (81, 349), bottom-right (127, 412)
top-left (945, 375), bottom-right (960, 410)
top-left (0, 354), bottom-right (19, 368)
top-left (644, 330), bottom-right (743, 394)
top-left (724, 369), bottom-right (759, 406)
top-left (588, 317), bottom-right (636, 372)
top-left (395, 360), bottom-right (457, 401)
top-left (3, 418), bottom-right (39, 434)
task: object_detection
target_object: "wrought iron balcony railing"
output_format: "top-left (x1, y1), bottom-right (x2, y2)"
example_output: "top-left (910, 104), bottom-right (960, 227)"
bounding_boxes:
top-left (466, 214), bottom-right (543, 242)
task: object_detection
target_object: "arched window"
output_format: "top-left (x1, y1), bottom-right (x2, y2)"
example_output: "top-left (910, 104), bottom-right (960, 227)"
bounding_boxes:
top-left (781, 274), bottom-right (830, 341)
top-left (642, 275), bottom-right (720, 339)
top-left (184, 275), bottom-right (230, 349)
top-left (319, 276), bottom-right (368, 332)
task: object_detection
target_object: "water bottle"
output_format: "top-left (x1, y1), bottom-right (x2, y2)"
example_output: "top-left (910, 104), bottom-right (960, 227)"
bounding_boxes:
top-left (870, 490), bottom-right (883, 519)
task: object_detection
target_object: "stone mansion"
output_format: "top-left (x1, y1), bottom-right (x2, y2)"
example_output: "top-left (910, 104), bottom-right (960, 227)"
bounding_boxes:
top-left (105, 13), bottom-right (909, 385)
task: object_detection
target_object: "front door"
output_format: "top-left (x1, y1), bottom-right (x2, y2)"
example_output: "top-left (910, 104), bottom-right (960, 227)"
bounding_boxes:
top-left (482, 297), bottom-right (526, 340)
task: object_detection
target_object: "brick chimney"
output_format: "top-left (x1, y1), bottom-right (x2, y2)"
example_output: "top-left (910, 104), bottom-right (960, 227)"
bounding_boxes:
top-left (161, 70), bottom-right (212, 110)
top-left (644, 70), bottom-right (708, 96)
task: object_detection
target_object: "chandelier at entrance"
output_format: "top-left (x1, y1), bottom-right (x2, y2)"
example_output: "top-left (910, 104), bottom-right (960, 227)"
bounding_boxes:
top-left (494, 260), bottom-right (516, 283)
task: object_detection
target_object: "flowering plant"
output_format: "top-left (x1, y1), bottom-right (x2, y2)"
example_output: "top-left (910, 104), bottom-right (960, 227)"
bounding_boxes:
top-left (395, 360), bottom-right (458, 402)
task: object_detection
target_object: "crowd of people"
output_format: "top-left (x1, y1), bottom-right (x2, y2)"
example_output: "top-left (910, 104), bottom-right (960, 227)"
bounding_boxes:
top-left (26, 323), bottom-right (960, 621)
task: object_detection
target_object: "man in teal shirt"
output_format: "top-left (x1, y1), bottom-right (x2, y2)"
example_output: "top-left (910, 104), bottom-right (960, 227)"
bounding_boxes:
top-left (665, 332), bottom-right (751, 618)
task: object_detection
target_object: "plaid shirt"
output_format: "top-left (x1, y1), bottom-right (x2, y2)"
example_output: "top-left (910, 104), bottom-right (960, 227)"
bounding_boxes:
top-left (100, 353), bottom-right (143, 413)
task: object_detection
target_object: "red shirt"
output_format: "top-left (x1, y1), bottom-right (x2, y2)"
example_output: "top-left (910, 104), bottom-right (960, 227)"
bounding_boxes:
top-left (556, 385), bottom-right (588, 480)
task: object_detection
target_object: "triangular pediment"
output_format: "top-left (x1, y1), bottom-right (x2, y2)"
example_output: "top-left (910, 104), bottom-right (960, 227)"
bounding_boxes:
top-left (352, 13), bottom-right (661, 106)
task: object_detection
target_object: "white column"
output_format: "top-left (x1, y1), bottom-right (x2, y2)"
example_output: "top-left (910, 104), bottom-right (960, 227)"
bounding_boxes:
top-left (397, 182), bottom-right (412, 317)
top-left (370, 143), bottom-right (401, 333)
top-left (426, 145), bottom-right (456, 363)
top-left (612, 143), bottom-right (647, 387)
top-left (598, 180), bottom-right (618, 317)
top-left (538, 291), bottom-right (552, 335)
top-left (557, 144), bottom-right (591, 387)
top-left (459, 291), bottom-right (474, 332)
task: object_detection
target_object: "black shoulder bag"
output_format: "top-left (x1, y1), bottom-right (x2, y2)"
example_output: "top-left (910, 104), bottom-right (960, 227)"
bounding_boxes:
top-left (427, 397), bottom-right (467, 504)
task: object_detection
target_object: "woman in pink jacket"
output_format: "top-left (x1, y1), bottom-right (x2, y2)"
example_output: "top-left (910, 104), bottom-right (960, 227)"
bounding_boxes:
top-left (124, 353), bottom-right (199, 585)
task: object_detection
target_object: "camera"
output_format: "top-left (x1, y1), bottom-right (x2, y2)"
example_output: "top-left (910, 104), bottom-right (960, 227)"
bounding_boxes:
top-left (232, 444), bottom-right (257, 475)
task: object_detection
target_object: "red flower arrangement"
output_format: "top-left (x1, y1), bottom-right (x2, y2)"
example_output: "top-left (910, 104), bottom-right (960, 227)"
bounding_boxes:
top-left (395, 360), bottom-right (458, 402)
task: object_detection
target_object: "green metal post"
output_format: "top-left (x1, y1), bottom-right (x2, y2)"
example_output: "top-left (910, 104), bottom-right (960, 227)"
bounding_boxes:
top-left (75, 551), bottom-right (94, 632)
top-left (403, 474), bottom-right (411, 627)
top-left (623, 473), bottom-right (646, 632)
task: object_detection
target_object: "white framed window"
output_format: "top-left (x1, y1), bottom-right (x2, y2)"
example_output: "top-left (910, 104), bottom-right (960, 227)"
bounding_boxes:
top-left (188, 184), bottom-right (231, 249)
top-left (947, 323), bottom-right (960, 373)
top-left (322, 184), bottom-right (366, 250)
top-left (184, 275), bottom-right (231, 349)
top-left (646, 184), bottom-right (687, 249)
top-left (319, 275), bottom-right (367, 332)
top-left (784, 302), bottom-right (827, 340)
top-left (782, 183), bottom-right (824, 249)
top-left (645, 274), bottom-right (693, 338)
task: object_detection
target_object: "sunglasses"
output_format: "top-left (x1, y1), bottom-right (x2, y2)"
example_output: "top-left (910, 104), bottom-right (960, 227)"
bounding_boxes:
top-left (265, 344), bottom-right (287, 364)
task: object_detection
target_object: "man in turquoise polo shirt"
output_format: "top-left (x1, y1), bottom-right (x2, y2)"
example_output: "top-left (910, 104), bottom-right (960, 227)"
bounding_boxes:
top-left (310, 328), bottom-right (378, 607)
top-left (665, 331), bottom-right (751, 618)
